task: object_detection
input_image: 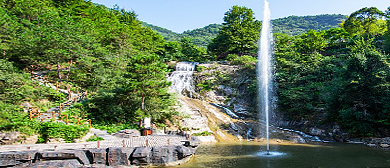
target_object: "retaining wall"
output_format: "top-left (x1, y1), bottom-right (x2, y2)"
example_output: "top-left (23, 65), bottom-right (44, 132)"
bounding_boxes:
top-left (0, 145), bottom-right (197, 167)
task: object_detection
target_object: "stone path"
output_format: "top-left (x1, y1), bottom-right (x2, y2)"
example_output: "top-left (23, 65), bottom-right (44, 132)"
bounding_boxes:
top-left (0, 135), bottom-right (188, 152)
top-left (90, 128), bottom-right (119, 141)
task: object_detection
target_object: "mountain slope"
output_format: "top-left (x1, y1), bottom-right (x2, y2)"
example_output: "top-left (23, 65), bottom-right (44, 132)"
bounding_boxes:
top-left (272, 14), bottom-right (346, 36)
top-left (143, 14), bottom-right (347, 47)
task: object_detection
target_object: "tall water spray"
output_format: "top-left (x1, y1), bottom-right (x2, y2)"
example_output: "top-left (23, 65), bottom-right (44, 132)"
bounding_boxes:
top-left (257, 0), bottom-right (273, 153)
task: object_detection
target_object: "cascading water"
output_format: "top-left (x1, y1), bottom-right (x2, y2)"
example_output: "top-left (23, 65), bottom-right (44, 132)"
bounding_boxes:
top-left (257, 0), bottom-right (274, 154)
top-left (246, 128), bottom-right (252, 141)
top-left (167, 62), bottom-right (198, 95)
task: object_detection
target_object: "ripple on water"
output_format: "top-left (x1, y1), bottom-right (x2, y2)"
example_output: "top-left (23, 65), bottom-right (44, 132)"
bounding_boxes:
top-left (255, 151), bottom-right (288, 158)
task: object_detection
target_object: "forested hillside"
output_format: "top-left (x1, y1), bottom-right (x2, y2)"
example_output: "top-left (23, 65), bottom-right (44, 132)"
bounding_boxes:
top-left (272, 14), bottom-right (346, 36)
top-left (144, 14), bottom-right (346, 48)
top-left (141, 22), bottom-right (181, 41)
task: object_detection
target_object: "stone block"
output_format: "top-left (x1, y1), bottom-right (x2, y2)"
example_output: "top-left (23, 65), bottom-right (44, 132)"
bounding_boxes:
top-left (107, 147), bottom-right (134, 166)
top-left (0, 153), bottom-right (16, 166)
top-left (27, 159), bottom-right (81, 168)
top-left (0, 151), bottom-right (37, 167)
top-left (131, 147), bottom-right (152, 165)
top-left (87, 148), bottom-right (106, 164)
top-left (175, 146), bottom-right (194, 159)
top-left (37, 150), bottom-right (90, 164)
top-left (190, 136), bottom-right (201, 147)
top-left (151, 146), bottom-right (170, 164)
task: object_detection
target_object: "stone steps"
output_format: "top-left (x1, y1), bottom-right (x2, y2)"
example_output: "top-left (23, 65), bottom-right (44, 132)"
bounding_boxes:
top-left (30, 72), bottom-right (88, 123)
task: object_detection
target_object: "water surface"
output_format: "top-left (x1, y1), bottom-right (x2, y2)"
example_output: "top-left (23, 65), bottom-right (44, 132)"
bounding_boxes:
top-left (177, 142), bottom-right (390, 168)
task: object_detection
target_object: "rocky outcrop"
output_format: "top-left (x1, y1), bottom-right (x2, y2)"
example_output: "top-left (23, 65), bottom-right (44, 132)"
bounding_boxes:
top-left (0, 145), bottom-right (197, 167)
top-left (193, 63), bottom-right (256, 119)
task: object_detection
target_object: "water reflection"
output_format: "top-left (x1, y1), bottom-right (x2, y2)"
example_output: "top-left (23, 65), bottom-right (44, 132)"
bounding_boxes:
top-left (176, 142), bottom-right (390, 168)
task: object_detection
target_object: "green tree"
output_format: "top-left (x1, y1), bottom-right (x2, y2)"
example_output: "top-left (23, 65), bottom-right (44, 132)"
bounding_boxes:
top-left (124, 54), bottom-right (176, 122)
top-left (295, 30), bottom-right (328, 54)
top-left (343, 7), bottom-right (387, 37)
top-left (324, 28), bottom-right (350, 48)
top-left (0, 8), bottom-right (19, 59)
top-left (163, 41), bottom-right (183, 61)
top-left (180, 37), bottom-right (208, 62)
top-left (208, 6), bottom-right (261, 58)
top-left (384, 6), bottom-right (390, 52)
top-left (329, 38), bottom-right (390, 136)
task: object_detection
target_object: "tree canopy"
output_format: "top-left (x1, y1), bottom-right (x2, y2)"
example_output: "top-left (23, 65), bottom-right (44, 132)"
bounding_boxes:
top-left (208, 6), bottom-right (261, 58)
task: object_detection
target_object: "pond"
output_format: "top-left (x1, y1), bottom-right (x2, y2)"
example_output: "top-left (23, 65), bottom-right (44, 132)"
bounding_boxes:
top-left (176, 142), bottom-right (390, 168)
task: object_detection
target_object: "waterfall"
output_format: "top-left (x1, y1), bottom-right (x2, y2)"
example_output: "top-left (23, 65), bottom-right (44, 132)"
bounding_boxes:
top-left (167, 62), bottom-right (198, 96)
top-left (246, 128), bottom-right (252, 141)
top-left (257, 0), bottom-right (274, 153)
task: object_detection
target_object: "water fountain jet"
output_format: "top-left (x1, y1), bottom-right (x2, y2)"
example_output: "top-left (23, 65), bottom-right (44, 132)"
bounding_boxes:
top-left (257, 0), bottom-right (273, 154)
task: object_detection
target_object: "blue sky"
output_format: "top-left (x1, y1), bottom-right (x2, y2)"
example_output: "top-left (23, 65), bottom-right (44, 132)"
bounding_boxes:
top-left (91, 0), bottom-right (389, 33)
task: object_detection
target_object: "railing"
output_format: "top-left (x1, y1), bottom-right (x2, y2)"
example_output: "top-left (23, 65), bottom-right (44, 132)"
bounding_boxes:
top-left (27, 64), bottom-right (91, 129)
top-left (29, 107), bottom-right (91, 128)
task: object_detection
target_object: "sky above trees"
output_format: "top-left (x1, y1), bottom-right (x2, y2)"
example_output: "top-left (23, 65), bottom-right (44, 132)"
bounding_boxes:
top-left (91, 0), bottom-right (389, 33)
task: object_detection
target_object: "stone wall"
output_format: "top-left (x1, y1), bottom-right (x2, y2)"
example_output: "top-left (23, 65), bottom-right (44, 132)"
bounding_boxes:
top-left (0, 145), bottom-right (197, 167)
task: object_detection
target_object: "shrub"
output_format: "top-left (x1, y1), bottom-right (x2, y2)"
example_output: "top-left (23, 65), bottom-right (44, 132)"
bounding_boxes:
top-left (93, 124), bottom-right (138, 134)
top-left (87, 135), bottom-right (104, 142)
top-left (192, 131), bottom-right (213, 136)
top-left (229, 55), bottom-right (257, 67)
top-left (38, 122), bottom-right (89, 143)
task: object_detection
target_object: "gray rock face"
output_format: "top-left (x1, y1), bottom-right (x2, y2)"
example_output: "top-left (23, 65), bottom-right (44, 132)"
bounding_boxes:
top-left (0, 145), bottom-right (197, 167)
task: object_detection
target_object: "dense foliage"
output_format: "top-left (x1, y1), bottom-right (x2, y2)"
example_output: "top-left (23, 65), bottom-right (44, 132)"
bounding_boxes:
top-left (273, 7), bottom-right (390, 137)
top-left (0, 0), bottom-right (185, 135)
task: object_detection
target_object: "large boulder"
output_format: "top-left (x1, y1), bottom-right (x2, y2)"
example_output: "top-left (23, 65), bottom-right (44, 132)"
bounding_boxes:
top-left (175, 146), bottom-right (194, 160)
top-left (107, 147), bottom-right (134, 166)
top-left (151, 146), bottom-right (173, 164)
top-left (87, 148), bottom-right (106, 164)
top-left (190, 136), bottom-right (201, 147)
top-left (131, 147), bottom-right (152, 165)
